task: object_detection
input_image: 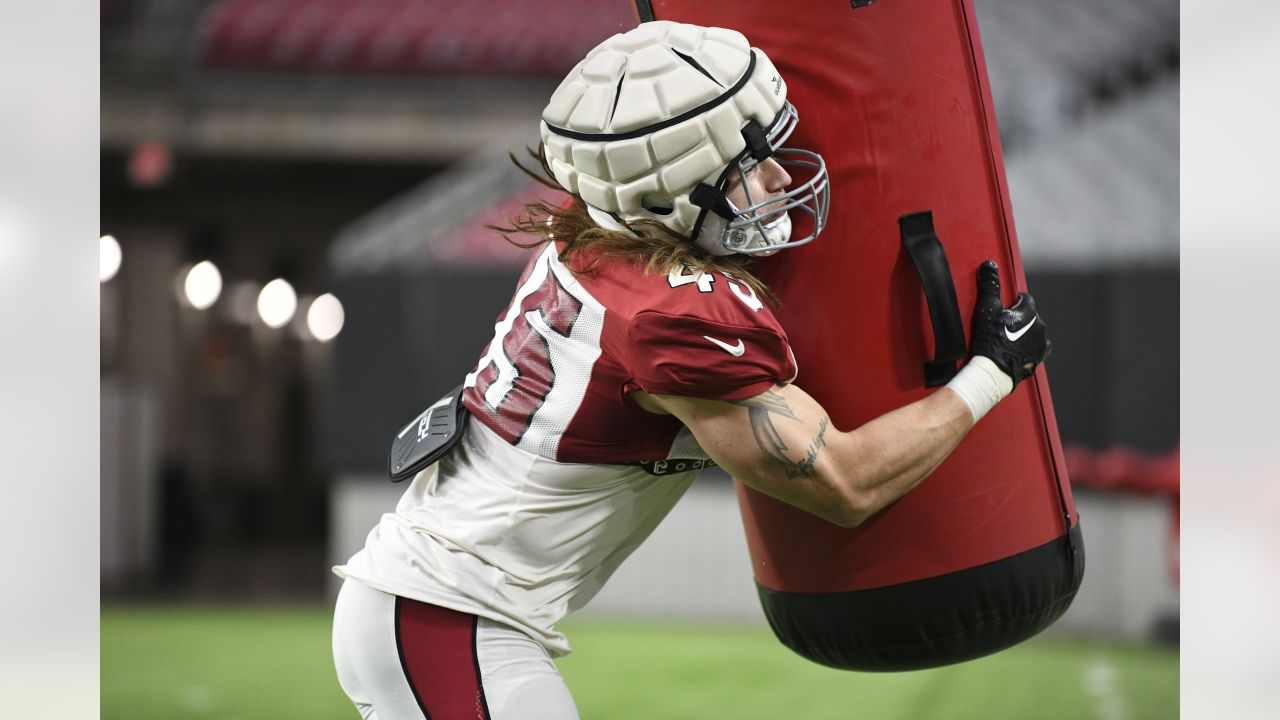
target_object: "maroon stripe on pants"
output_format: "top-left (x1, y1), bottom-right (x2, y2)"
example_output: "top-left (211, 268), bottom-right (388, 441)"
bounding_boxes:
top-left (395, 597), bottom-right (492, 720)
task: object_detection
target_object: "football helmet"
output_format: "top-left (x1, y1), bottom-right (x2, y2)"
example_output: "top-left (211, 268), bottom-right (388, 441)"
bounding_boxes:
top-left (540, 21), bottom-right (829, 255)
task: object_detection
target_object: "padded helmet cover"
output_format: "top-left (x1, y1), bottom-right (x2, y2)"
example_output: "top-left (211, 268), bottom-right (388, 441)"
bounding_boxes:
top-left (539, 22), bottom-right (792, 241)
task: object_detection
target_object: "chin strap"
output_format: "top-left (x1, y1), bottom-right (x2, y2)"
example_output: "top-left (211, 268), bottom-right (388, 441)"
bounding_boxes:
top-left (690, 183), bottom-right (736, 220)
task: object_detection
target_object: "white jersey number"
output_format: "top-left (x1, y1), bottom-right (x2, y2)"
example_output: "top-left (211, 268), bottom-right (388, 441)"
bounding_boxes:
top-left (666, 266), bottom-right (762, 312)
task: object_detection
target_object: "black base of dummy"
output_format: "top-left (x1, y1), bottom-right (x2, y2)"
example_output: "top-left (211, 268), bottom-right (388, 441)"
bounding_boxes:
top-left (758, 524), bottom-right (1085, 672)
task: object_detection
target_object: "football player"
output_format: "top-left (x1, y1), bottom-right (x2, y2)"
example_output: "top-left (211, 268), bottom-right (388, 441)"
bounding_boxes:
top-left (332, 21), bottom-right (1049, 720)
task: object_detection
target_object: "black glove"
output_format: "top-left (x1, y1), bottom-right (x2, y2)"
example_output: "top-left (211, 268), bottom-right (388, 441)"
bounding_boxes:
top-left (969, 260), bottom-right (1051, 385)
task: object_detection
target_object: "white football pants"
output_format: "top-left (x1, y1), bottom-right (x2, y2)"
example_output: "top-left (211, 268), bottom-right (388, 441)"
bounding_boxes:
top-left (332, 579), bottom-right (580, 720)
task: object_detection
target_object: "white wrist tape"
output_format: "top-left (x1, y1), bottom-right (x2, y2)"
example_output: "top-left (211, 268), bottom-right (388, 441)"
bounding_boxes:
top-left (946, 355), bottom-right (1014, 422)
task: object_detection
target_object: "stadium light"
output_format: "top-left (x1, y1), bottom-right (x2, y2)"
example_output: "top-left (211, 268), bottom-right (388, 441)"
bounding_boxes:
top-left (100, 234), bottom-right (122, 282)
top-left (183, 260), bottom-right (222, 310)
top-left (257, 278), bottom-right (297, 328)
top-left (306, 293), bottom-right (345, 342)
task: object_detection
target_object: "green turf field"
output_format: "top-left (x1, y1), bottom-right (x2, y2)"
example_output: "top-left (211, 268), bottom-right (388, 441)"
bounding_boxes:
top-left (102, 605), bottom-right (1177, 719)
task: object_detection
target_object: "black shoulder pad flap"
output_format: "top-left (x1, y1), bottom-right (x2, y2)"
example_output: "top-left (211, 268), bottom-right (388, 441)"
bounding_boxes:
top-left (388, 384), bottom-right (469, 482)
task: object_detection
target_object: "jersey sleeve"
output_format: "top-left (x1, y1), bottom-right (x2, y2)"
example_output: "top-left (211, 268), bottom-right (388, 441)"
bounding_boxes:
top-left (620, 309), bottom-right (798, 401)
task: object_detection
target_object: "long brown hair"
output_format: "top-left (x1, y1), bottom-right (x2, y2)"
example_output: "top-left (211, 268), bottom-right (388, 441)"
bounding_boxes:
top-left (489, 146), bottom-right (777, 306)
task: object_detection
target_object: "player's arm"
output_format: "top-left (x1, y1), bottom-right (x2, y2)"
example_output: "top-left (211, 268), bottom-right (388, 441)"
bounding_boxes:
top-left (648, 260), bottom-right (1051, 528)
top-left (649, 382), bottom-right (972, 527)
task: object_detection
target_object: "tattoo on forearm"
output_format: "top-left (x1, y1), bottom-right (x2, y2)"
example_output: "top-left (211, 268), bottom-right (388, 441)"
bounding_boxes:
top-left (798, 418), bottom-right (830, 478)
top-left (729, 391), bottom-right (830, 480)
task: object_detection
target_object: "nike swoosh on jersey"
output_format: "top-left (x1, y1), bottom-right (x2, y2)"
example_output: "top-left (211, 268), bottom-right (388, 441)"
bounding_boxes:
top-left (704, 335), bottom-right (746, 357)
top-left (1004, 316), bottom-right (1037, 342)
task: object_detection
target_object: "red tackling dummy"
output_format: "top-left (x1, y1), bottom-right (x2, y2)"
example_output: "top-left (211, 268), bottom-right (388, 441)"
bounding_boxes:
top-left (637, 0), bottom-right (1084, 671)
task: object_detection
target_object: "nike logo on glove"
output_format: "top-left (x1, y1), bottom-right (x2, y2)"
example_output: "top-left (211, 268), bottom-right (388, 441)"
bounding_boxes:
top-left (1004, 317), bottom-right (1037, 342)
top-left (704, 335), bottom-right (746, 357)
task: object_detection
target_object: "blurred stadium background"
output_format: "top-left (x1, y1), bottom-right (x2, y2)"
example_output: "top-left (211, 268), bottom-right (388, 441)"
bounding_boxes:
top-left (100, 0), bottom-right (1179, 717)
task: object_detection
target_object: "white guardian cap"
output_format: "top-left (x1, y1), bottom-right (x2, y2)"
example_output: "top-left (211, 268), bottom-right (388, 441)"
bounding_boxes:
top-left (539, 21), bottom-right (829, 256)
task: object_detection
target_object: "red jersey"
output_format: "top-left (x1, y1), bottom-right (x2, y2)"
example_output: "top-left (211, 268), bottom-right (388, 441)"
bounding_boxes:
top-left (462, 243), bottom-right (798, 464)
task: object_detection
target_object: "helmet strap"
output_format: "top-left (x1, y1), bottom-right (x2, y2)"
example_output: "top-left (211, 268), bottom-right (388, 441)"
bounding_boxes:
top-left (690, 183), bottom-right (736, 221)
top-left (741, 120), bottom-right (774, 162)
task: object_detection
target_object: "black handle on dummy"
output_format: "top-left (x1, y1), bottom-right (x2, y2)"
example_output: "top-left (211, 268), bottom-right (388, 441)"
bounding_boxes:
top-left (899, 211), bottom-right (967, 387)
